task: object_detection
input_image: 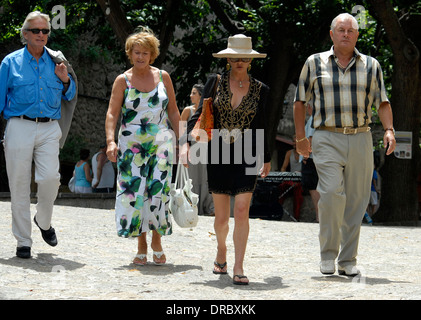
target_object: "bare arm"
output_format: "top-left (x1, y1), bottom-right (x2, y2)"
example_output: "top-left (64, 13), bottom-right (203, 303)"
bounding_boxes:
top-left (180, 107), bottom-right (191, 122)
top-left (105, 74), bottom-right (126, 162)
top-left (378, 101), bottom-right (396, 156)
top-left (293, 101), bottom-right (312, 158)
top-left (162, 70), bottom-right (181, 139)
top-left (93, 153), bottom-right (107, 188)
top-left (281, 150), bottom-right (292, 172)
top-left (84, 163), bottom-right (93, 183)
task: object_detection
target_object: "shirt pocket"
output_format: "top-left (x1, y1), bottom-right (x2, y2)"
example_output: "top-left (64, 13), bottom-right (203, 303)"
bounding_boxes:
top-left (12, 79), bottom-right (35, 104)
top-left (46, 80), bottom-right (63, 107)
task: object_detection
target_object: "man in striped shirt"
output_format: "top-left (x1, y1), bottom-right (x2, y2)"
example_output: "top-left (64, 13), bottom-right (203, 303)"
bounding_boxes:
top-left (294, 13), bottom-right (395, 276)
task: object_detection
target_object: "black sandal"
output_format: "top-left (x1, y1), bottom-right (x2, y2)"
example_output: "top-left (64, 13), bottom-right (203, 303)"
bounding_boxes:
top-left (233, 274), bottom-right (249, 285)
top-left (213, 261), bottom-right (228, 274)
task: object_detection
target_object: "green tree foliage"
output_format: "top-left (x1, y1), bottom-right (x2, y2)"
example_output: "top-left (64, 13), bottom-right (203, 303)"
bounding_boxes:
top-left (1, 0), bottom-right (420, 222)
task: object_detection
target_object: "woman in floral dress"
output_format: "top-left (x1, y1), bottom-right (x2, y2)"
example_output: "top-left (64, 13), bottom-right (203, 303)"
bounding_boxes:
top-left (105, 28), bottom-right (181, 266)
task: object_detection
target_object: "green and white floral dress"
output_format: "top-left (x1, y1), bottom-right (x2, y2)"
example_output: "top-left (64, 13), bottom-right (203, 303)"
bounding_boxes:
top-left (115, 71), bottom-right (173, 237)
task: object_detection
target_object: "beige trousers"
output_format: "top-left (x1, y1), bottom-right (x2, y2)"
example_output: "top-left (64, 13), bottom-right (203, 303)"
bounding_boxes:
top-left (312, 129), bottom-right (373, 268)
top-left (3, 118), bottom-right (61, 247)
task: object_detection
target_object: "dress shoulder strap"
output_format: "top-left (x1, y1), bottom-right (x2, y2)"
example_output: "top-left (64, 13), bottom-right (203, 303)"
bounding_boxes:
top-left (123, 73), bottom-right (132, 88)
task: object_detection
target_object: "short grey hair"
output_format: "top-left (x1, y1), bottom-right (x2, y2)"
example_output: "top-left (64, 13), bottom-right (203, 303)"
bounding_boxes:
top-left (20, 11), bottom-right (51, 44)
top-left (330, 13), bottom-right (359, 32)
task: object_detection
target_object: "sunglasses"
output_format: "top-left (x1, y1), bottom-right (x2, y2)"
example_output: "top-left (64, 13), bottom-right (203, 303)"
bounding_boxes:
top-left (229, 58), bottom-right (252, 63)
top-left (26, 28), bottom-right (50, 35)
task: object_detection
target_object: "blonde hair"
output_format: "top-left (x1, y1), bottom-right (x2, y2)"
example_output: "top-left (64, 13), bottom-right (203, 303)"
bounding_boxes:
top-left (21, 11), bottom-right (51, 44)
top-left (125, 27), bottom-right (160, 65)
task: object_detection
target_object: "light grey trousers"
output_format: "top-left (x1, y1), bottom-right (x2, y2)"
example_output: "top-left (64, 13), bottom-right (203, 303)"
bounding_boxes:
top-left (3, 118), bottom-right (61, 247)
top-left (312, 129), bottom-right (373, 268)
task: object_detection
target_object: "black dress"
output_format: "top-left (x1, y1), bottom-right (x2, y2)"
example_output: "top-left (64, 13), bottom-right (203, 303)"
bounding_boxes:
top-left (187, 72), bottom-right (271, 196)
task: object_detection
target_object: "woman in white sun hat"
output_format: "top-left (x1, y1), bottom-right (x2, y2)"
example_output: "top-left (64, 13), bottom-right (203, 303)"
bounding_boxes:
top-left (184, 34), bottom-right (271, 285)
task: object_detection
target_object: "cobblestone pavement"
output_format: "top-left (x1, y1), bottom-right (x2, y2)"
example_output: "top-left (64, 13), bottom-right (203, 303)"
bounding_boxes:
top-left (0, 201), bottom-right (420, 303)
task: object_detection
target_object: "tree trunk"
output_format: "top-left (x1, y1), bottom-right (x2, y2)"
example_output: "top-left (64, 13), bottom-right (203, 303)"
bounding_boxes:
top-left (368, 0), bottom-right (421, 225)
top-left (262, 27), bottom-right (297, 154)
top-left (96, 0), bottom-right (133, 68)
top-left (96, 0), bottom-right (179, 69)
top-left (154, 0), bottom-right (183, 68)
top-left (95, 0), bottom-right (134, 47)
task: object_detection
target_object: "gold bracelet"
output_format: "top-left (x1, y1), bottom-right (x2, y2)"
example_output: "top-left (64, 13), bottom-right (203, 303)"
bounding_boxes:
top-left (295, 137), bottom-right (308, 143)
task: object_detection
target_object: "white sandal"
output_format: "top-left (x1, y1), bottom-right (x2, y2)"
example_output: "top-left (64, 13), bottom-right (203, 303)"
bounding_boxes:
top-left (153, 251), bottom-right (166, 265)
top-left (133, 253), bottom-right (147, 266)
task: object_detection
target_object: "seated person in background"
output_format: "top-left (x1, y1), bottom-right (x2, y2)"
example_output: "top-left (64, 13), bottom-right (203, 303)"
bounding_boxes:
top-left (279, 135), bottom-right (303, 220)
top-left (92, 144), bottom-right (115, 193)
top-left (73, 148), bottom-right (93, 193)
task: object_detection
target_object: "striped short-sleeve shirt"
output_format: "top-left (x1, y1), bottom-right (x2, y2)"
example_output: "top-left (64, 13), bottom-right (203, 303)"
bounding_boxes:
top-left (294, 46), bottom-right (389, 129)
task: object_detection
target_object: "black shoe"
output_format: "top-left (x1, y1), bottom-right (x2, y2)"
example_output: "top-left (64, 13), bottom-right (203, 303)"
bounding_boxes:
top-left (34, 216), bottom-right (58, 247)
top-left (16, 246), bottom-right (31, 259)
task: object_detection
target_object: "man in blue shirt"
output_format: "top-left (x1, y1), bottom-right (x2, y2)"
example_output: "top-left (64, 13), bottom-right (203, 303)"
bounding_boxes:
top-left (0, 11), bottom-right (77, 258)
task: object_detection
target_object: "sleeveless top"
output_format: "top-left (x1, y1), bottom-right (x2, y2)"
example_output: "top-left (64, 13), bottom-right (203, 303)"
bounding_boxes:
top-left (92, 151), bottom-right (115, 188)
top-left (75, 162), bottom-right (91, 187)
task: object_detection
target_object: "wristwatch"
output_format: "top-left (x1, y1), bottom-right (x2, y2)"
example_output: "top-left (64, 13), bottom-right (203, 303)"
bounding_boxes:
top-left (385, 128), bottom-right (395, 135)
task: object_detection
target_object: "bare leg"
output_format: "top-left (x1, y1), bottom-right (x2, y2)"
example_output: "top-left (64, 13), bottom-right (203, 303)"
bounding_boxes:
top-left (151, 230), bottom-right (166, 264)
top-left (232, 192), bottom-right (253, 284)
top-left (133, 233), bottom-right (148, 264)
top-left (212, 193), bottom-right (231, 273)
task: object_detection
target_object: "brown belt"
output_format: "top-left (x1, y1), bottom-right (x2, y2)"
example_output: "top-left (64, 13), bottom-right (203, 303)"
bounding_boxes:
top-left (317, 126), bottom-right (370, 135)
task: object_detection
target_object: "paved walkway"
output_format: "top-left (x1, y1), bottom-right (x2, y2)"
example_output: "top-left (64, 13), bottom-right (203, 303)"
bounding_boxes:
top-left (0, 201), bottom-right (420, 303)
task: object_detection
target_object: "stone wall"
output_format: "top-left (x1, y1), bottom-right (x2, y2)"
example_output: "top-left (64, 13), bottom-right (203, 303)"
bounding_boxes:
top-left (57, 35), bottom-right (125, 184)
top-left (64, 34), bottom-right (125, 155)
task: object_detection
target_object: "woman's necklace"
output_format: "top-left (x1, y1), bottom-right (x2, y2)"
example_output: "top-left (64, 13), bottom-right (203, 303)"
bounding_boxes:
top-left (231, 74), bottom-right (249, 88)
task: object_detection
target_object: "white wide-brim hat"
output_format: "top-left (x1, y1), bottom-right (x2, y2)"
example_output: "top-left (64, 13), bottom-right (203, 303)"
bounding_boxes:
top-left (212, 34), bottom-right (267, 58)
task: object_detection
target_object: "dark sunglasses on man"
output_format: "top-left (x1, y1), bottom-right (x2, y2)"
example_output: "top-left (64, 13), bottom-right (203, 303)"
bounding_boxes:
top-left (26, 28), bottom-right (50, 34)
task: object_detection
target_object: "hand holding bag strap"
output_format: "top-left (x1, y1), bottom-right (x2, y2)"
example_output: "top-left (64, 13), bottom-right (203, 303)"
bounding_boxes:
top-left (174, 161), bottom-right (183, 189)
top-left (174, 161), bottom-right (191, 189)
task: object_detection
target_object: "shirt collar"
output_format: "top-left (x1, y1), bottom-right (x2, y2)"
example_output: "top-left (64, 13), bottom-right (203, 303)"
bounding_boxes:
top-left (325, 46), bottom-right (366, 66)
top-left (23, 45), bottom-right (48, 63)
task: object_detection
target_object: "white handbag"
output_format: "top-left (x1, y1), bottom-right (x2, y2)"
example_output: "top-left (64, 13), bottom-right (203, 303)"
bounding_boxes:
top-left (68, 176), bottom-right (76, 193)
top-left (169, 162), bottom-right (199, 228)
